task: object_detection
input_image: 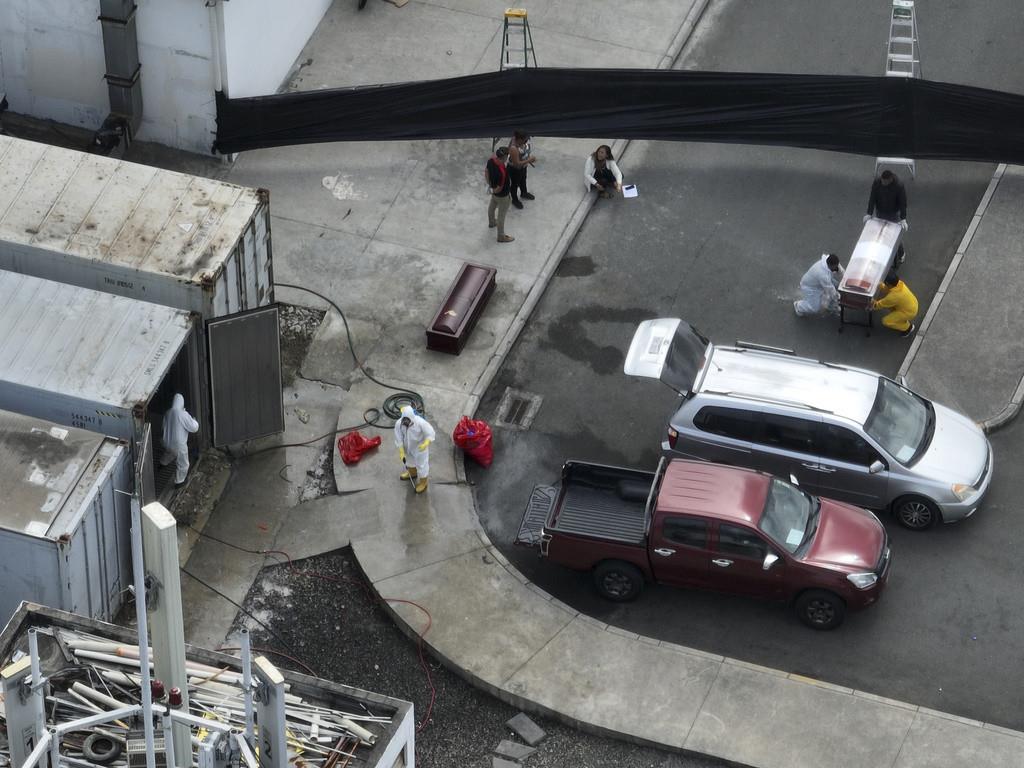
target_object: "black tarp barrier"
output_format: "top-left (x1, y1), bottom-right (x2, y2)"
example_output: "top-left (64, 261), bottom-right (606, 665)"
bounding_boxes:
top-left (214, 68), bottom-right (1024, 163)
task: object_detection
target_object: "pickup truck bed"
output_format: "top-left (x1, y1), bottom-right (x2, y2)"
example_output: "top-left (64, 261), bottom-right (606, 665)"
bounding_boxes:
top-left (554, 485), bottom-right (648, 542)
top-left (516, 461), bottom-right (657, 547)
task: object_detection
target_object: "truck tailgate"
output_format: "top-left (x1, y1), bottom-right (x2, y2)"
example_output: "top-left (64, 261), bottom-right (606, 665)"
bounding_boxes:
top-left (516, 485), bottom-right (557, 547)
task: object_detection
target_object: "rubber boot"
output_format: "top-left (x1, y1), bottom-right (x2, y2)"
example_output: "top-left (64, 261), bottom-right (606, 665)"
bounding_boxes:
top-left (415, 476), bottom-right (429, 494)
top-left (400, 466), bottom-right (418, 481)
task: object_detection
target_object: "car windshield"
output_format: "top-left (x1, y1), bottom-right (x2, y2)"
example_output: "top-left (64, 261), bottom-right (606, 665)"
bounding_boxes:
top-left (863, 378), bottom-right (932, 465)
top-left (759, 478), bottom-right (816, 555)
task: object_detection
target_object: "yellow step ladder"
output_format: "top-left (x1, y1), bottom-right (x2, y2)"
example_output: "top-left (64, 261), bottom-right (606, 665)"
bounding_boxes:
top-left (499, 9), bottom-right (537, 70)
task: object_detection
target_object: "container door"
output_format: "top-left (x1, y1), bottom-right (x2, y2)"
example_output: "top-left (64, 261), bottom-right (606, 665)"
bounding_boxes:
top-left (135, 423), bottom-right (156, 504)
top-left (207, 305), bottom-right (284, 446)
top-left (253, 203), bottom-right (272, 305)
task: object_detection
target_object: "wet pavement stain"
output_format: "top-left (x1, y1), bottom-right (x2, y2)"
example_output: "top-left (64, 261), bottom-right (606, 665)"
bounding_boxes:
top-left (555, 255), bottom-right (596, 277)
top-left (539, 305), bottom-right (651, 375)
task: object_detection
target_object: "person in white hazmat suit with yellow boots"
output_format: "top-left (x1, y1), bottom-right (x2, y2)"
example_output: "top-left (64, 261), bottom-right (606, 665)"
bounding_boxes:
top-left (161, 393), bottom-right (199, 485)
top-left (395, 405), bottom-right (436, 494)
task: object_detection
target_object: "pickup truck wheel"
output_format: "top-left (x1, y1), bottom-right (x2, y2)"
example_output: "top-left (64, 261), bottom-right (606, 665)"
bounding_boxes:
top-left (892, 496), bottom-right (939, 530)
top-left (795, 590), bottom-right (845, 630)
top-left (593, 561), bottom-right (644, 602)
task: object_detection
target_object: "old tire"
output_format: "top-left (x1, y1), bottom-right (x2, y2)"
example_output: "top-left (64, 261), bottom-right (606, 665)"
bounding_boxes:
top-left (795, 589), bottom-right (846, 630)
top-left (82, 734), bottom-right (122, 765)
top-left (893, 496), bottom-right (940, 531)
top-left (592, 561), bottom-right (644, 602)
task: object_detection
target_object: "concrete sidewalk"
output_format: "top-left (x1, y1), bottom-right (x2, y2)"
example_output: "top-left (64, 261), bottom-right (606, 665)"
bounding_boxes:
top-left (178, 1), bottom-right (1024, 767)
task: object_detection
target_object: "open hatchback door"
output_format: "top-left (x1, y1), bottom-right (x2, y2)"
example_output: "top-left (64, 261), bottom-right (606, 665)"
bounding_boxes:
top-left (623, 318), bottom-right (711, 397)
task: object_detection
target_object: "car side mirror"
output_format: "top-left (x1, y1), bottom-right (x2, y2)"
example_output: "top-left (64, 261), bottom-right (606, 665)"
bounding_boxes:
top-left (763, 553), bottom-right (780, 571)
top-left (868, 460), bottom-right (884, 475)
top-left (895, 375), bottom-right (907, 387)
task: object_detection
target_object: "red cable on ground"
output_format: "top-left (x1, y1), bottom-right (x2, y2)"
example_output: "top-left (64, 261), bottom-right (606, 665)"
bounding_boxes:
top-left (378, 596), bottom-right (436, 733)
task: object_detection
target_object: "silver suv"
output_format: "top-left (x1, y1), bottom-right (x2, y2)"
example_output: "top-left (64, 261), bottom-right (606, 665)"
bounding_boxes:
top-left (625, 319), bottom-right (993, 530)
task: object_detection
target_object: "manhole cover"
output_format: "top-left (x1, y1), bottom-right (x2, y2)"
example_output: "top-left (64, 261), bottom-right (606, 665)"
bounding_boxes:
top-left (494, 388), bottom-right (542, 430)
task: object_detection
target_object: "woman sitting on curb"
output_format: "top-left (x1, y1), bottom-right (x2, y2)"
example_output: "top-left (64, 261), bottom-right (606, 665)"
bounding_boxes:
top-left (584, 145), bottom-right (622, 198)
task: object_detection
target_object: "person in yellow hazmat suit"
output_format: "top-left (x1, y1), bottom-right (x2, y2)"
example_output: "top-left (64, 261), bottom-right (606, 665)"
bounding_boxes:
top-left (394, 404), bottom-right (436, 494)
top-left (872, 270), bottom-right (919, 337)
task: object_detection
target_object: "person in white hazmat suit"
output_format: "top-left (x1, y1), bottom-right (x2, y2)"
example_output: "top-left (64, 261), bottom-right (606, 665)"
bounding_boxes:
top-left (794, 253), bottom-right (844, 317)
top-left (394, 405), bottom-right (436, 494)
top-left (160, 393), bottom-right (199, 485)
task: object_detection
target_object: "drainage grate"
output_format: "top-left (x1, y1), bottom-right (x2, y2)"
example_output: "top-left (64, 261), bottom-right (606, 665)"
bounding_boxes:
top-left (495, 388), bottom-right (543, 430)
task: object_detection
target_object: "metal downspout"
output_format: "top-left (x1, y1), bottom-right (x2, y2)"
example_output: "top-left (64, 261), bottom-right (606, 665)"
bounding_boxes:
top-left (94, 0), bottom-right (143, 155)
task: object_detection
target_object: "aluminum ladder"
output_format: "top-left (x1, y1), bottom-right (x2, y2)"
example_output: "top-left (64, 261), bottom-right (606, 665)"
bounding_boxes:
top-left (493, 9), bottom-right (537, 149)
top-left (876, 0), bottom-right (919, 177)
top-left (499, 9), bottom-right (537, 71)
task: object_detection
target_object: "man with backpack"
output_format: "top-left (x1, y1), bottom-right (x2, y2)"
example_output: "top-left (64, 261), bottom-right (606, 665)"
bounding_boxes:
top-left (486, 146), bottom-right (514, 243)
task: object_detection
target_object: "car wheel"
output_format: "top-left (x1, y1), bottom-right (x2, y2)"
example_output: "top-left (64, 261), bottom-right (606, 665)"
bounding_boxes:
top-left (795, 589), bottom-right (846, 630)
top-left (592, 561), bottom-right (644, 602)
top-left (893, 496), bottom-right (940, 530)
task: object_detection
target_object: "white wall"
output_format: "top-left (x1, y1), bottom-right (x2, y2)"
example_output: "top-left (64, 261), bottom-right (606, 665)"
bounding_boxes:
top-left (0, 0), bottom-right (331, 155)
top-left (222, 0), bottom-right (332, 98)
top-left (0, 1), bottom-right (109, 129)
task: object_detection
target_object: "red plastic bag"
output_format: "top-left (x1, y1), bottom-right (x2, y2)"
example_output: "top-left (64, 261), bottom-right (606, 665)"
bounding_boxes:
top-left (337, 430), bottom-right (382, 465)
top-left (452, 416), bottom-right (494, 468)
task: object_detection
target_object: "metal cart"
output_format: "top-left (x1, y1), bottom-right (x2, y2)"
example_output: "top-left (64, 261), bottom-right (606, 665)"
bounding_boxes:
top-left (838, 217), bottom-right (904, 335)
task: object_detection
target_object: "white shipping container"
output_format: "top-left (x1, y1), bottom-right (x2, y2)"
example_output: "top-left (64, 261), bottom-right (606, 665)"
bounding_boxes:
top-left (0, 410), bottom-right (133, 626)
top-left (0, 134), bottom-right (273, 319)
top-left (0, 271), bottom-right (197, 441)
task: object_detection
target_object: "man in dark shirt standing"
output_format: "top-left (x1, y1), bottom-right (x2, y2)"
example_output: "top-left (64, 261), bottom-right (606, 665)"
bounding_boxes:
top-left (865, 169), bottom-right (909, 264)
top-left (865, 170), bottom-right (908, 226)
top-left (486, 147), bottom-right (514, 243)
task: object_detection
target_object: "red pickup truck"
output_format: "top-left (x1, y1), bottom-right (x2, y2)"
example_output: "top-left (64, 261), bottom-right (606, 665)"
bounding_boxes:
top-left (516, 458), bottom-right (891, 629)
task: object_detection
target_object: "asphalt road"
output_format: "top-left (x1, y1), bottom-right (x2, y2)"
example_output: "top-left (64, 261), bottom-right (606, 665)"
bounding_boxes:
top-left (470, 0), bottom-right (1024, 732)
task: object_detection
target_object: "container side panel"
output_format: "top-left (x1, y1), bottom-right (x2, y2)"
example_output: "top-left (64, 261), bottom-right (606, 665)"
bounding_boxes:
top-left (255, 203), bottom-right (272, 305)
top-left (224, 246), bottom-right (240, 315)
top-left (214, 283), bottom-right (229, 316)
top-left (63, 520), bottom-right (94, 616)
top-left (0, 382), bottom-right (134, 439)
top-left (108, 446), bottom-right (133, 614)
top-left (241, 221), bottom-right (257, 311)
top-left (212, 198), bottom-right (261, 310)
top-left (208, 306), bottom-right (284, 446)
top-left (0, 239), bottom-right (193, 313)
top-left (0, 532), bottom-right (59, 627)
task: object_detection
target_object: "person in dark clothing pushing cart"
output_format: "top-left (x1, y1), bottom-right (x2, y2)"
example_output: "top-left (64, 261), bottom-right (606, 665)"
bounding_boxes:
top-left (865, 170), bottom-right (909, 265)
